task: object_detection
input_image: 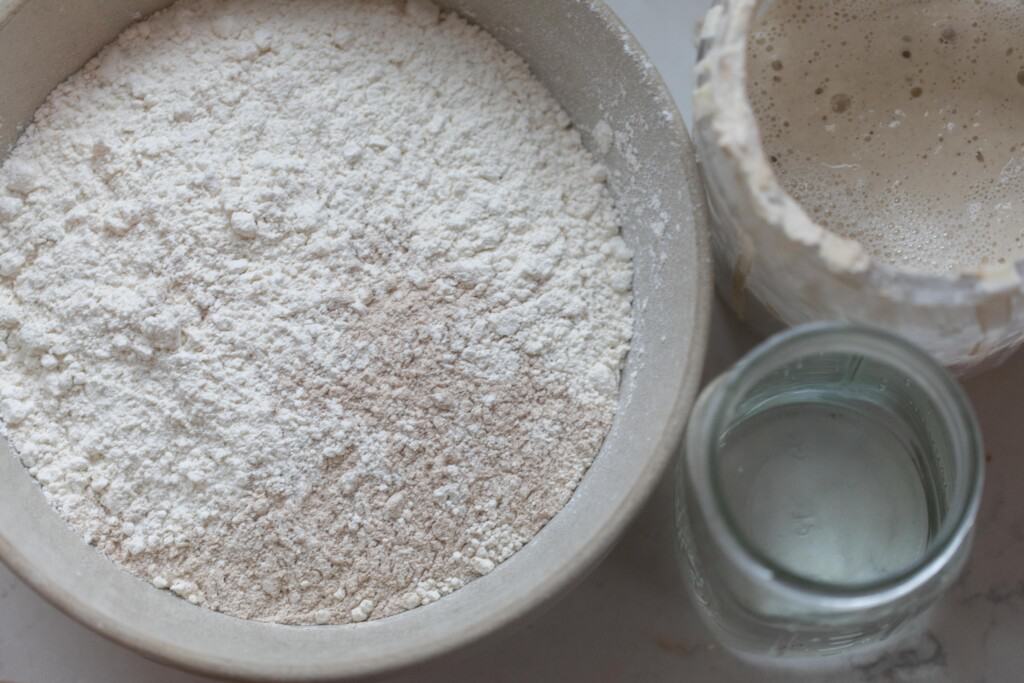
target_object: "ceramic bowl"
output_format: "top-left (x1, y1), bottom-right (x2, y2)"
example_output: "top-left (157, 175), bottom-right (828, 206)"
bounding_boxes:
top-left (0, 0), bottom-right (711, 679)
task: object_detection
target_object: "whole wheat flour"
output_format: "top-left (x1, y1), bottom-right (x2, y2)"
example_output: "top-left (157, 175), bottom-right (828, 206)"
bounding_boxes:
top-left (0, 0), bottom-right (633, 624)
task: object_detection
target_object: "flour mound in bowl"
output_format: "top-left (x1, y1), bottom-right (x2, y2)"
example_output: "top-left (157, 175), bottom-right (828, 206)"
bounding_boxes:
top-left (0, 0), bottom-right (633, 624)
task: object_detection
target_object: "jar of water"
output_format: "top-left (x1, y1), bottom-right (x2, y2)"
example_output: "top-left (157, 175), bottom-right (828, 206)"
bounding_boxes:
top-left (675, 323), bottom-right (984, 661)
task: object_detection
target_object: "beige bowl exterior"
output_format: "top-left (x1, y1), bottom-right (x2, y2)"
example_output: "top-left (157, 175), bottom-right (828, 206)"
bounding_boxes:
top-left (0, 0), bottom-right (711, 680)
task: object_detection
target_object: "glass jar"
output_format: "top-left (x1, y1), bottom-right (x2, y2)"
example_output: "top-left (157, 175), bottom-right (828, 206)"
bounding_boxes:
top-left (675, 323), bottom-right (984, 662)
top-left (693, 0), bottom-right (1024, 374)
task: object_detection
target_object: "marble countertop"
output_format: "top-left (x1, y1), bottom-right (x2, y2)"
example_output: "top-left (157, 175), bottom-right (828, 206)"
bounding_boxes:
top-left (2, 2), bottom-right (1022, 681)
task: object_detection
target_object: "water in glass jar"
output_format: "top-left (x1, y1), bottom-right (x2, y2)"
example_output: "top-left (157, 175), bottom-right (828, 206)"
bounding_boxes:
top-left (716, 368), bottom-right (948, 586)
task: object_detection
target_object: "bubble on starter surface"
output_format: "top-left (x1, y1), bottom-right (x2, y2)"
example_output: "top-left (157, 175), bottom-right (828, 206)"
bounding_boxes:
top-left (747, 0), bottom-right (1024, 274)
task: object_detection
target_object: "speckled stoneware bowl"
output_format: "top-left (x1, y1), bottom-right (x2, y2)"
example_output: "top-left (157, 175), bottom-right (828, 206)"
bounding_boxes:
top-left (0, 0), bottom-right (711, 679)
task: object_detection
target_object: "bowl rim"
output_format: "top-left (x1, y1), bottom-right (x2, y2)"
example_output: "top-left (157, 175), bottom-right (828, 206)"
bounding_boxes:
top-left (0, 1), bottom-right (712, 680)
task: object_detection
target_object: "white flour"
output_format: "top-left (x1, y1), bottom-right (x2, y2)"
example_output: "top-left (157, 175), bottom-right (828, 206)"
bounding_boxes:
top-left (0, 0), bottom-right (632, 624)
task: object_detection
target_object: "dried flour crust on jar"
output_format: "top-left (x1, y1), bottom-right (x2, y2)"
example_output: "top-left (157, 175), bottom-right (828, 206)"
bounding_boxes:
top-left (0, 0), bottom-right (634, 625)
top-left (695, 0), bottom-right (1024, 373)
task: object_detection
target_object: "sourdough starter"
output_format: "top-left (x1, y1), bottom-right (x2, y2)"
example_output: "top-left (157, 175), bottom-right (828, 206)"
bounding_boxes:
top-left (749, 0), bottom-right (1024, 273)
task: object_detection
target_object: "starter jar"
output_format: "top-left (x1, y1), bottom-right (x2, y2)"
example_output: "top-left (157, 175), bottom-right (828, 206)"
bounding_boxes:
top-left (694, 0), bottom-right (1024, 374)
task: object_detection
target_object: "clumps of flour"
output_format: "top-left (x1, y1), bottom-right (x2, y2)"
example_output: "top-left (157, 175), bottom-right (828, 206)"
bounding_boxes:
top-left (0, 0), bottom-right (633, 624)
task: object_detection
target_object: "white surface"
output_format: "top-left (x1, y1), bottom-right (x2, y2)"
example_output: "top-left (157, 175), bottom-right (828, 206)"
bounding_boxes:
top-left (3, 2), bottom-right (1024, 682)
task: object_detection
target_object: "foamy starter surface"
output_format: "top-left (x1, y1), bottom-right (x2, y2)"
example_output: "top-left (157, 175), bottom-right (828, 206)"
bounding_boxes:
top-left (749, 0), bottom-right (1024, 274)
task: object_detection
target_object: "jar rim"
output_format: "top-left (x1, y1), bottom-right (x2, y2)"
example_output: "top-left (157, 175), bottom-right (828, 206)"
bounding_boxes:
top-left (687, 322), bottom-right (985, 608)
